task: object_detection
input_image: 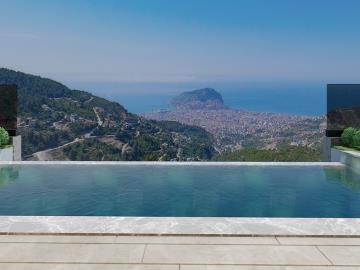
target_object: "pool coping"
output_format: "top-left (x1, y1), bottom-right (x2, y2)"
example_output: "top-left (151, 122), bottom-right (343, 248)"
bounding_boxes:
top-left (0, 161), bottom-right (357, 237)
top-left (0, 216), bottom-right (359, 237)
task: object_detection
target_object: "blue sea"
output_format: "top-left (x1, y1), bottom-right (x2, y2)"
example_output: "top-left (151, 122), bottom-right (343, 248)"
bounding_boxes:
top-left (68, 81), bottom-right (326, 116)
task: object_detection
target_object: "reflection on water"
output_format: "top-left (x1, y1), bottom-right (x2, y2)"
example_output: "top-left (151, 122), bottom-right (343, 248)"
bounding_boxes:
top-left (0, 166), bottom-right (19, 187)
top-left (0, 165), bottom-right (359, 217)
top-left (325, 166), bottom-right (360, 192)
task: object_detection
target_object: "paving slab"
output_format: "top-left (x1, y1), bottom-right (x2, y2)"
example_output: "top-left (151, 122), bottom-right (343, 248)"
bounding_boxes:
top-left (0, 243), bottom-right (145, 263)
top-left (0, 264), bottom-right (178, 270)
top-left (319, 246), bottom-right (360, 265)
top-left (277, 237), bottom-right (360, 246)
top-left (143, 244), bottom-right (330, 265)
top-left (116, 236), bottom-right (278, 245)
top-left (181, 266), bottom-right (360, 270)
top-left (0, 235), bottom-right (278, 245)
top-left (0, 235), bottom-right (117, 243)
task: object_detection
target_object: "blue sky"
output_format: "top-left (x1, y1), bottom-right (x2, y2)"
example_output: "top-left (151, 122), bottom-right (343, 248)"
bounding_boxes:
top-left (1, 0), bottom-right (360, 86)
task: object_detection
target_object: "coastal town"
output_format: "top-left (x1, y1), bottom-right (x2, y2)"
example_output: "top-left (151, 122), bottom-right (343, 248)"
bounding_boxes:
top-left (145, 89), bottom-right (325, 152)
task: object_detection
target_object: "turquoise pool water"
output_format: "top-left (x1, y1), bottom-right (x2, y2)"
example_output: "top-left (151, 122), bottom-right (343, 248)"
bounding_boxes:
top-left (0, 164), bottom-right (359, 217)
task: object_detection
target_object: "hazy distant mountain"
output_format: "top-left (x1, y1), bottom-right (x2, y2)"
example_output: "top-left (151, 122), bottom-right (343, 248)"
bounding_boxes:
top-left (0, 68), bottom-right (214, 161)
top-left (170, 88), bottom-right (227, 110)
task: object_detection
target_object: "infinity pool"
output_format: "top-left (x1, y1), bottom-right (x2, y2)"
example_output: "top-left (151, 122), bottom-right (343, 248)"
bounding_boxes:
top-left (0, 163), bottom-right (359, 217)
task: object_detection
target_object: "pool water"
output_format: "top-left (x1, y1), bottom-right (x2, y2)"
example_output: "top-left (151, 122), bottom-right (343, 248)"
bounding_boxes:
top-left (0, 164), bottom-right (359, 217)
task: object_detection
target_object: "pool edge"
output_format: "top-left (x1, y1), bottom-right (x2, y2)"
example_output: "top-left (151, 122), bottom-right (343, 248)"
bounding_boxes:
top-left (0, 216), bottom-right (359, 237)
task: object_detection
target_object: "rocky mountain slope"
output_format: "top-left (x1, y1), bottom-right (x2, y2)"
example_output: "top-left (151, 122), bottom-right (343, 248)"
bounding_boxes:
top-left (170, 88), bottom-right (227, 110)
top-left (0, 68), bottom-right (214, 161)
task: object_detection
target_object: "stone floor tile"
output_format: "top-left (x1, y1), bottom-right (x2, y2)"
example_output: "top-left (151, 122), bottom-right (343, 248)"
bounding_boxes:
top-left (0, 235), bottom-right (117, 243)
top-left (116, 236), bottom-right (278, 245)
top-left (181, 266), bottom-right (360, 270)
top-left (318, 246), bottom-right (360, 265)
top-left (277, 237), bottom-right (360, 246)
top-left (0, 263), bottom-right (178, 270)
top-left (0, 243), bottom-right (145, 263)
top-left (143, 244), bottom-right (330, 265)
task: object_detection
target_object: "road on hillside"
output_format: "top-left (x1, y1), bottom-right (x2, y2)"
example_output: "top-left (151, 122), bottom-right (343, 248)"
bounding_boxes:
top-left (31, 138), bottom-right (83, 161)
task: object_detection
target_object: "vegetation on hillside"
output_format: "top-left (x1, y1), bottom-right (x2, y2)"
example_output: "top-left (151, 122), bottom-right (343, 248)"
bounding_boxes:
top-left (63, 139), bottom-right (124, 161)
top-left (62, 120), bottom-right (214, 161)
top-left (0, 68), bottom-right (215, 160)
top-left (213, 146), bottom-right (322, 162)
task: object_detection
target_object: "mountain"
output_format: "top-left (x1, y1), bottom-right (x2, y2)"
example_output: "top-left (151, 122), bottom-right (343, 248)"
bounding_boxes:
top-left (0, 68), bottom-right (214, 161)
top-left (170, 88), bottom-right (227, 110)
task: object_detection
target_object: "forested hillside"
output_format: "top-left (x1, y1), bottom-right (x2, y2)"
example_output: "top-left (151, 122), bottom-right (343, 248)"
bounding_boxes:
top-left (0, 68), bottom-right (214, 161)
top-left (213, 146), bottom-right (322, 162)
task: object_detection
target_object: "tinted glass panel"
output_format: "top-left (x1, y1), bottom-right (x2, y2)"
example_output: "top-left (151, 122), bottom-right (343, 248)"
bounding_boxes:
top-left (0, 84), bottom-right (17, 132)
top-left (327, 84), bottom-right (360, 136)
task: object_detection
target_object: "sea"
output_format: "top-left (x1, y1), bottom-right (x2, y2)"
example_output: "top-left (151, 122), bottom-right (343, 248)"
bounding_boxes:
top-left (67, 81), bottom-right (326, 116)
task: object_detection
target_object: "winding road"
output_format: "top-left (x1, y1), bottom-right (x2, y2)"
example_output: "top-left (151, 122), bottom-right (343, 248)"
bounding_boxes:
top-left (31, 138), bottom-right (83, 161)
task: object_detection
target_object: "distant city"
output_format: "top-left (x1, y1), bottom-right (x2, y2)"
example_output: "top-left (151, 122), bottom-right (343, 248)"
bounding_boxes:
top-left (145, 88), bottom-right (324, 153)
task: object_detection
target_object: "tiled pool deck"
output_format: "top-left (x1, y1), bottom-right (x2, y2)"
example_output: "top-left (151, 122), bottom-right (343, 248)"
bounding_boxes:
top-left (0, 234), bottom-right (360, 269)
top-left (0, 161), bottom-right (359, 268)
top-left (0, 217), bottom-right (359, 269)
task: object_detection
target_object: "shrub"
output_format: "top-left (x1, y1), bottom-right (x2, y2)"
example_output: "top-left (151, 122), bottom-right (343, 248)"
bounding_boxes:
top-left (0, 128), bottom-right (9, 146)
top-left (341, 127), bottom-right (357, 147)
top-left (353, 130), bottom-right (360, 148)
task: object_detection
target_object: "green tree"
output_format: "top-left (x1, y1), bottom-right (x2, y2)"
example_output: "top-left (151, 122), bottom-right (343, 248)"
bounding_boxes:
top-left (353, 130), bottom-right (360, 148)
top-left (341, 127), bottom-right (357, 147)
top-left (0, 128), bottom-right (9, 146)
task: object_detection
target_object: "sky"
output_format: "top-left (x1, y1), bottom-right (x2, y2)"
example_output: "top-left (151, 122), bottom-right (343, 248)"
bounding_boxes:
top-left (1, 0), bottom-right (360, 89)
